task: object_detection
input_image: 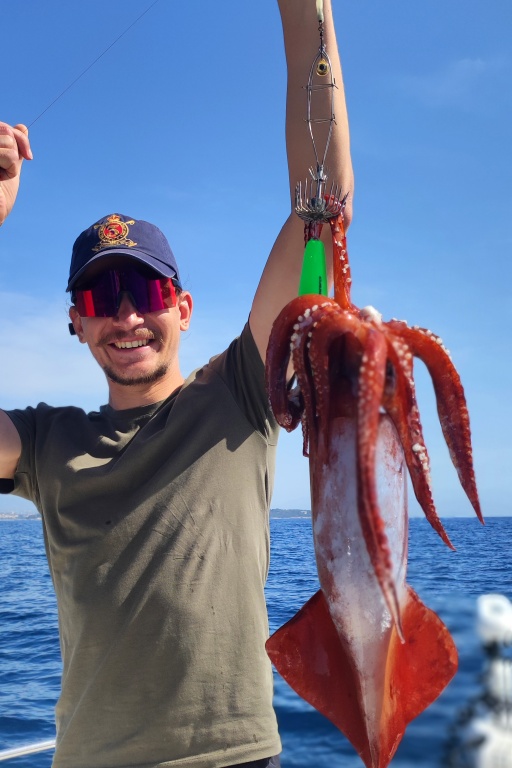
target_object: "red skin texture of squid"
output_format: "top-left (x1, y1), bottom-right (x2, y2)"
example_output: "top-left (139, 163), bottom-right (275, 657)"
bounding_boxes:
top-left (265, 212), bottom-right (482, 768)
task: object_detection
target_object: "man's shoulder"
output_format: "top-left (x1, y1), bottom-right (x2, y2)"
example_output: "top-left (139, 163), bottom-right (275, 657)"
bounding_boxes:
top-left (5, 402), bottom-right (101, 433)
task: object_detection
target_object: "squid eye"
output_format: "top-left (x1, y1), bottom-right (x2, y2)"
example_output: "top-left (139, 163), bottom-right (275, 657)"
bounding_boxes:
top-left (316, 58), bottom-right (329, 76)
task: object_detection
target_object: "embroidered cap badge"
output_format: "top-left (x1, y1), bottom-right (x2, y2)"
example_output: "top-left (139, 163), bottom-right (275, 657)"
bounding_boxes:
top-left (92, 214), bottom-right (137, 252)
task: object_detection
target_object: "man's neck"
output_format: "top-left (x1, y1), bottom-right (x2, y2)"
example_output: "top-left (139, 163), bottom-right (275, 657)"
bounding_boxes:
top-left (106, 371), bottom-right (185, 411)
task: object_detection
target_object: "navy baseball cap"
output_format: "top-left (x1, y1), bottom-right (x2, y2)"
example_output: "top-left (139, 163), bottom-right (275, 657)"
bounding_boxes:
top-left (67, 213), bottom-right (181, 291)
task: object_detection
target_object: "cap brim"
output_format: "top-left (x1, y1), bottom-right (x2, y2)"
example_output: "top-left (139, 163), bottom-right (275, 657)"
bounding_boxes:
top-left (67, 248), bottom-right (180, 291)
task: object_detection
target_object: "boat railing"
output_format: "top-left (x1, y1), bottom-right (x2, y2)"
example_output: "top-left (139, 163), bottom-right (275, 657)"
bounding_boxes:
top-left (0, 739), bottom-right (56, 762)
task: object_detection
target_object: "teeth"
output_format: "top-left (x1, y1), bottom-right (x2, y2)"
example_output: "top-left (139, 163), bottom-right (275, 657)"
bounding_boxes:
top-left (114, 340), bottom-right (150, 349)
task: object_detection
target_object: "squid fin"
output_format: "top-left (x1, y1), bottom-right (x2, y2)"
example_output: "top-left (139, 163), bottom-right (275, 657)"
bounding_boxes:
top-left (266, 588), bottom-right (457, 768)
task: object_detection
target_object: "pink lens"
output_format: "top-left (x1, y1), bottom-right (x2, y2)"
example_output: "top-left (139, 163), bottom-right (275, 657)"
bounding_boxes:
top-left (74, 268), bottom-right (178, 317)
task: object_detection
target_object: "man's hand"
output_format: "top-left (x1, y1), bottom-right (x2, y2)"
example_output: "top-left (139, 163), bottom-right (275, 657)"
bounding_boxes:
top-left (0, 122), bottom-right (33, 226)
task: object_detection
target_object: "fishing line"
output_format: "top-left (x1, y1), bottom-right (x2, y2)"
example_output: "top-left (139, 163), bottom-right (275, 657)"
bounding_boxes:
top-left (28, 0), bottom-right (161, 128)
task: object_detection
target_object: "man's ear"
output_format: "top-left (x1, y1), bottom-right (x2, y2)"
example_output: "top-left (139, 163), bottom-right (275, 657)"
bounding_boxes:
top-left (178, 292), bottom-right (193, 331)
top-left (69, 307), bottom-right (86, 343)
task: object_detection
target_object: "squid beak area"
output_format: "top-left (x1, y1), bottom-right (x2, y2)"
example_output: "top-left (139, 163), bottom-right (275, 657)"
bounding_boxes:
top-left (326, 335), bottom-right (362, 417)
top-left (308, 334), bottom-right (362, 467)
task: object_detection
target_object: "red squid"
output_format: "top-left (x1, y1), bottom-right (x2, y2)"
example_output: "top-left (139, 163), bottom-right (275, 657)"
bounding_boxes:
top-left (265, 212), bottom-right (482, 768)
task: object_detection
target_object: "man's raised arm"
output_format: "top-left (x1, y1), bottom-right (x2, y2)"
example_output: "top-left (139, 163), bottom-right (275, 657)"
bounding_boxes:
top-left (250, 0), bottom-right (353, 360)
top-left (0, 121), bottom-right (33, 478)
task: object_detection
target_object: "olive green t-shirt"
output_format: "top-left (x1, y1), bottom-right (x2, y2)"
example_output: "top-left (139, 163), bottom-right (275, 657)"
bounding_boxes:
top-left (5, 324), bottom-right (281, 768)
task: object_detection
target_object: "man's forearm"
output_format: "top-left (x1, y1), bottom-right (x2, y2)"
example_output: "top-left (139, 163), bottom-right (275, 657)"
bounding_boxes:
top-left (277, 0), bottom-right (353, 223)
top-left (249, 0), bottom-right (354, 360)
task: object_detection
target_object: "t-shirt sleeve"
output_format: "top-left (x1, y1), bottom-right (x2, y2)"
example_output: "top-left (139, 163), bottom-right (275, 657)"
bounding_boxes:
top-left (1, 405), bottom-right (48, 505)
top-left (208, 323), bottom-right (279, 443)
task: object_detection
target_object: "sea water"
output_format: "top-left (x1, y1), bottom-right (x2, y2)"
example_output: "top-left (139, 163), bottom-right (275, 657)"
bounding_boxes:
top-left (1, 517), bottom-right (511, 767)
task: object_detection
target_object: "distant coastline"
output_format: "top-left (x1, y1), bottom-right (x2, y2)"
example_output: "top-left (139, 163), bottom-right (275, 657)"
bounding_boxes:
top-left (2, 509), bottom-right (509, 521)
top-left (0, 512), bottom-right (40, 520)
top-left (0, 509), bottom-right (311, 521)
top-left (270, 509), bottom-right (311, 519)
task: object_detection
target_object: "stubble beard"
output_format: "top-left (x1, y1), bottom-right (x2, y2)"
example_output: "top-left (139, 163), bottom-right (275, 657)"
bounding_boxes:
top-left (98, 329), bottom-right (170, 387)
top-left (103, 361), bottom-right (170, 387)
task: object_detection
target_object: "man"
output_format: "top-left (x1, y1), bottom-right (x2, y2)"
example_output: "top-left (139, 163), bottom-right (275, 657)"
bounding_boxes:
top-left (0, 1), bottom-right (353, 766)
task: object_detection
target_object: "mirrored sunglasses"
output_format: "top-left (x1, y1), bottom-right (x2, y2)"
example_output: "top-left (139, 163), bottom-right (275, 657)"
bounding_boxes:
top-left (73, 267), bottom-right (179, 318)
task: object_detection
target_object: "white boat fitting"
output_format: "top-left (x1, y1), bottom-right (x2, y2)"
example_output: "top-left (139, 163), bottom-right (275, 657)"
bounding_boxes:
top-left (0, 739), bottom-right (56, 762)
top-left (447, 593), bottom-right (512, 768)
top-left (477, 594), bottom-right (512, 647)
top-left (455, 711), bottom-right (512, 768)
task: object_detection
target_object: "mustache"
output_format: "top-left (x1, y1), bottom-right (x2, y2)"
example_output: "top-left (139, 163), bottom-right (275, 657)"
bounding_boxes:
top-left (97, 329), bottom-right (161, 346)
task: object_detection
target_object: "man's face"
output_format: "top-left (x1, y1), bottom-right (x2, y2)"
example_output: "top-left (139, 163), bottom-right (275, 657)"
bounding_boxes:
top-left (69, 265), bottom-right (192, 390)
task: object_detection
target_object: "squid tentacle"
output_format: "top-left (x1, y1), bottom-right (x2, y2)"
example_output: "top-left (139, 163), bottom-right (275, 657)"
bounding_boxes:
top-left (290, 301), bottom-right (339, 455)
top-left (266, 296), bottom-right (327, 430)
top-left (291, 315), bottom-right (318, 456)
top-left (356, 329), bottom-right (404, 637)
top-left (387, 322), bottom-right (482, 523)
top-left (384, 335), bottom-right (455, 550)
top-left (329, 213), bottom-right (353, 312)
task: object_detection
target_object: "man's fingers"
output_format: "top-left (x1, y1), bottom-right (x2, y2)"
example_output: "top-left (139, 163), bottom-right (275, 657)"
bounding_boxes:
top-left (0, 124), bottom-right (17, 178)
top-left (0, 123), bottom-right (16, 145)
top-left (0, 122), bottom-right (33, 162)
top-left (13, 123), bottom-right (33, 160)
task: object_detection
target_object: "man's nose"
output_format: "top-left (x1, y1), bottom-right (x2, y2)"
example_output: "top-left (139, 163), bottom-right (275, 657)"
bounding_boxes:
top-left (113, 292), bottom-right (144, 325)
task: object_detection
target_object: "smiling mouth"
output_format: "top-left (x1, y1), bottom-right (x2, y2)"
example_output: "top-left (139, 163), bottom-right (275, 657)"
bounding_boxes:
top-left (98, 330), bottom-right (158, 349)
top-left (113, 339), bottom-right (151, 349)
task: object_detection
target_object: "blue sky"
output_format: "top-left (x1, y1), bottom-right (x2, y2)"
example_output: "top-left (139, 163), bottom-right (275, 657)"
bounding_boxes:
top-left (1, 0), bottom-right (510, 519)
